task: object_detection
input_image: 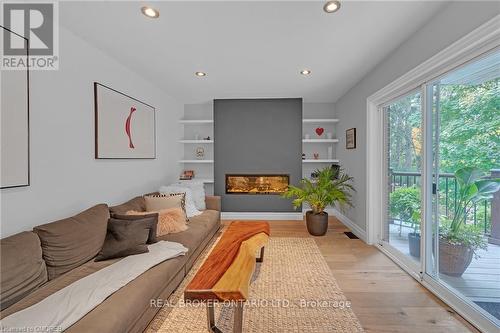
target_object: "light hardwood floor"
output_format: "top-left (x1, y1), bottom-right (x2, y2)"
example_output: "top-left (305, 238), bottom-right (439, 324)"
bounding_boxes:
top-left (222, 218), bottom-right (480, 333)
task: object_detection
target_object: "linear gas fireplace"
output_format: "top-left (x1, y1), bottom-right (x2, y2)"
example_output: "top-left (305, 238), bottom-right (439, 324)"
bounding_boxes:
top-left (226, 174), bottom-right (289, 195)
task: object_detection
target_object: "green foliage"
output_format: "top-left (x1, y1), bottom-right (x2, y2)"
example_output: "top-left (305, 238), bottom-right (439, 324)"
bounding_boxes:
top-left (438, 79), bottom-right (500, 172)
top-left (440, 219), bottom-right (487, 256)
top-left (282, 167), bottom-right (355, 214)
top-left (389, 186), bottom-right (421, 233)
top-left (387, 92), bottom-right (422, 172)
top-left (388, 78), bottom-right (499, 173)
top-left (439, 167), bottom-right (500, 253)
top-left (449, 167), bottom-right (500, 233)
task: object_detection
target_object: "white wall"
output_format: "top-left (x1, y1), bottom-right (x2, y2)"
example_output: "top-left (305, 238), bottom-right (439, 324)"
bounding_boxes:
top-left (334, 2), bottom-right (500, 233)
top-left (0, 27), bottom-right (183, 237)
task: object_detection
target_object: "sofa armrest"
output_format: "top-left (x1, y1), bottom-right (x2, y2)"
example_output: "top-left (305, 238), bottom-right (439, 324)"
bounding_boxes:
top-left (205, 196), bottom-right (221, 211)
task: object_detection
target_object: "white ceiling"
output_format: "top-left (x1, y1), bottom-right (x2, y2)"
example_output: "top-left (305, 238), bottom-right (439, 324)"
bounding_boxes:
top-left (60, 1), bottom-right (448, 104)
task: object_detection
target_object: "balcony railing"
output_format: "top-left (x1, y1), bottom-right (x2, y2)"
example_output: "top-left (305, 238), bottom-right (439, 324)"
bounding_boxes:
top-left (389, 169), bottom-right (497, 238)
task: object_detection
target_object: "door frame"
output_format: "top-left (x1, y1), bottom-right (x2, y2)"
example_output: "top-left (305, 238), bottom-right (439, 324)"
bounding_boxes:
top-left (365, 15), bottom-right (500, 332)
top-left (378, 88), bottom-right (424, 277)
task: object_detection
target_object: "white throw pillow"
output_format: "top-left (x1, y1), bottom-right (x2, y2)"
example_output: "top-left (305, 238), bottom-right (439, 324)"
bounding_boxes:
top-left (175, 180), bottom-right (206, 210)
top-left (159, 185), bottom-right (202, 218)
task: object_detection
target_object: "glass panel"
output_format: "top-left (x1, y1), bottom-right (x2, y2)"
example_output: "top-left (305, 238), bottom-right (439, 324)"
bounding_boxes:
top-left (225, 174), bottom-right (289, 194)
top-left (383, 91), bottom-right (422, 265)
top-left (429, 50), bottom-right (500, 327)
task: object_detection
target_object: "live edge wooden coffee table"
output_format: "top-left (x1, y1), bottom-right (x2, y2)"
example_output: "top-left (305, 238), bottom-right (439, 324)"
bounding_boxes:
top-left (185, 221), bottom-right (270, 333)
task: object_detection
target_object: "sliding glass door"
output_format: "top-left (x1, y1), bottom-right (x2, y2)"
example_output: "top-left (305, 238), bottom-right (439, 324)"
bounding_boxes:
top-left (380, 49), bottom-right (499, 330)
top-left (382, 91), bottom-right (422, 269)
top-left (426, 50), bottom-right (500, 328)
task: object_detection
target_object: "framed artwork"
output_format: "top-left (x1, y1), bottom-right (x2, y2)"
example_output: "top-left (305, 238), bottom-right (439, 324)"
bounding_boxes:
top-left (1, 27), bottom-right (30, 188)
top-left (346, 128), bottom-right (356, 149)
top-left (94, 82), bottom-right (156, 159)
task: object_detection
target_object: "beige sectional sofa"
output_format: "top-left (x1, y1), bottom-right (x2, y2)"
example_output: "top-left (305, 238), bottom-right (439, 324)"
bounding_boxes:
top-left (0, 194), bottom-right (221, 333)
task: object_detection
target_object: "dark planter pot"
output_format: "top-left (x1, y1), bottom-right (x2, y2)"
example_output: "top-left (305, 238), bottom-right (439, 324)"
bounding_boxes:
top-left (305, 211), bottom-right (328, 236)
top-left (439, 240), bottom-right (474, 277)
top-left (408, 232), bottom-right (421, 258)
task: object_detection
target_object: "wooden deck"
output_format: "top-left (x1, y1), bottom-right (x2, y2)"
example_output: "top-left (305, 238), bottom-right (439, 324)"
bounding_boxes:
top-left (389, 224), bottom-right (500, 324)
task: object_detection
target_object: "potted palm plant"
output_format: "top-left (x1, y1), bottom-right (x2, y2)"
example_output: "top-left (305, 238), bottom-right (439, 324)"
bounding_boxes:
top-left (439, 167), bottom-right (499, 276)
top-left (282, 167), bottom-right (355, 236)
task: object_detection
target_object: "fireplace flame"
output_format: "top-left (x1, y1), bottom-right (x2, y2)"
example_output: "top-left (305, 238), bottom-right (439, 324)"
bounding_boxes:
top-left (226, 175), bottom-right (289, 195)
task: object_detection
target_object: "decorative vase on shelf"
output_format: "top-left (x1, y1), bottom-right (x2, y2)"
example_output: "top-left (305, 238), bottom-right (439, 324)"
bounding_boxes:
top-left (195, 147), bottom-right (205, 160)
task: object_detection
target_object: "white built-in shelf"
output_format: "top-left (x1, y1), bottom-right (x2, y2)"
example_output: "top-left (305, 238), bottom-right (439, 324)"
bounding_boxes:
top-left (179, 140), bottom-right (214, 144)
top-left (302, 118), bottom-right (339, 123)
top-left (302, 139), bottom-right (339, 143)
top-left (178, 119), bottom-right (214, 124)
top-left (303, 159), bottom-right (339, 163)
top-left (178, 178), bottom-right (214, 184)
top-left (178, 160), bottom-right (214, 164)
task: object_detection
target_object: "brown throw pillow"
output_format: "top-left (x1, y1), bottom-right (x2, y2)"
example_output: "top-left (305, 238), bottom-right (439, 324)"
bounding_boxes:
top-left (127, 207), bottom-right (187, 236)
top-left (144, 193), bottom-right (188, 222)
top-left (111, 213), bottom-right (158, 244)
top-left (95, 218), bottom-right (151, 262)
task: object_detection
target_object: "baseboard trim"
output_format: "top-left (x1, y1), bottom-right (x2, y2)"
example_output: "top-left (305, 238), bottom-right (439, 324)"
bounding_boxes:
top-left (221, 212), bottom-right (303, 220)
top-left (330, 208), bottom-right (368, 243)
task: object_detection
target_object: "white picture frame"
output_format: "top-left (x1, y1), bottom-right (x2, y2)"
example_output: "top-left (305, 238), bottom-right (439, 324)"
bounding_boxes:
top-left (94, 82), bottom-right (156, 159)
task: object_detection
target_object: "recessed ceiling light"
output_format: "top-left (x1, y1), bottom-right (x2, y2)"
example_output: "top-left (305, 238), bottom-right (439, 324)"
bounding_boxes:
top-left (195, 71), bottom-right (207, 77)
top-left (323, 1), bottom-right (341, 13)
top-left (141, 6), bottom-right (159, 18)
top-left (300, 69), bottom-right (312, 75)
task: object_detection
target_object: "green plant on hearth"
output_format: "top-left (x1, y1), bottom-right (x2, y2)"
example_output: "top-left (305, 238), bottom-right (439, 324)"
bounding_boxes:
top-left (282, 167), bottom-right (355, 214)
top-left (440, 167), bottom-right (499, 254)
top-left (389, 186), bottom-right (421, 234)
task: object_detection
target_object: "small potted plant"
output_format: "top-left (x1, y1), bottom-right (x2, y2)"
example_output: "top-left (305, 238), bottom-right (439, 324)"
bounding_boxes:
top-left (282, 167), bottom-right (355, 236)
top-left (389, 186), bottom-right (421, 258)
top-left (439, 167), bottom-right (499, 276)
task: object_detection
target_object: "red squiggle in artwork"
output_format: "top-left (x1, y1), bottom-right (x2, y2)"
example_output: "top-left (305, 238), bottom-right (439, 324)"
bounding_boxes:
top-left (125, 107), bottom-right (137, 149)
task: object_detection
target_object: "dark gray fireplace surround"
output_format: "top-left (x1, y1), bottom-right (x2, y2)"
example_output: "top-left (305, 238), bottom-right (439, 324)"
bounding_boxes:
top-left (214, 98), bottom-right (302, 212)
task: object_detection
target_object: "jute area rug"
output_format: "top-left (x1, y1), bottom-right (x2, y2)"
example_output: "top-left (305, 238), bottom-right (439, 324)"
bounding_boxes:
top-left (147, 237), bottom-right (364, 333)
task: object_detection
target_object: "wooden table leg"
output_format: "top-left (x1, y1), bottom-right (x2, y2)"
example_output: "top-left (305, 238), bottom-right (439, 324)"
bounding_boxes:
top-left (256, 246), bottom-right (265, 263)
top-left (233, 301), bottom-right (244, 333)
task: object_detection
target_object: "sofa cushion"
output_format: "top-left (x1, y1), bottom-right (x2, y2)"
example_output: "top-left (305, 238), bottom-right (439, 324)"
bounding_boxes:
top-left (66, 255), bottom-right (186, 333)
top-left (95, 218), bottom-right (152, 262)
top-left (111, 213), bottom-right (159, 244)
top-left (0, 258), bottom-right (118, 319)
top-left (127, 208), bottom-right (187, 236)
top-left (189, 209), bottom-right (220, 231)
top-left (160, 210), bottom-right (220, 260)
top-left (109, 196), bottom-right (146, 216)
top-left (158, 185), bottom-right (202, 217)
top-left (144, 193), bottom-right (188, 222)
top-left (205, 196), bottom-right (221, 212)
top-left (0, 253), bottom-right (187, 333)
top-left (0, 231), bottom-right (48, 311)
top-left (33, 204), bottom-right (109, 280)
top-left (174, 180), bottom-right (206, 210)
